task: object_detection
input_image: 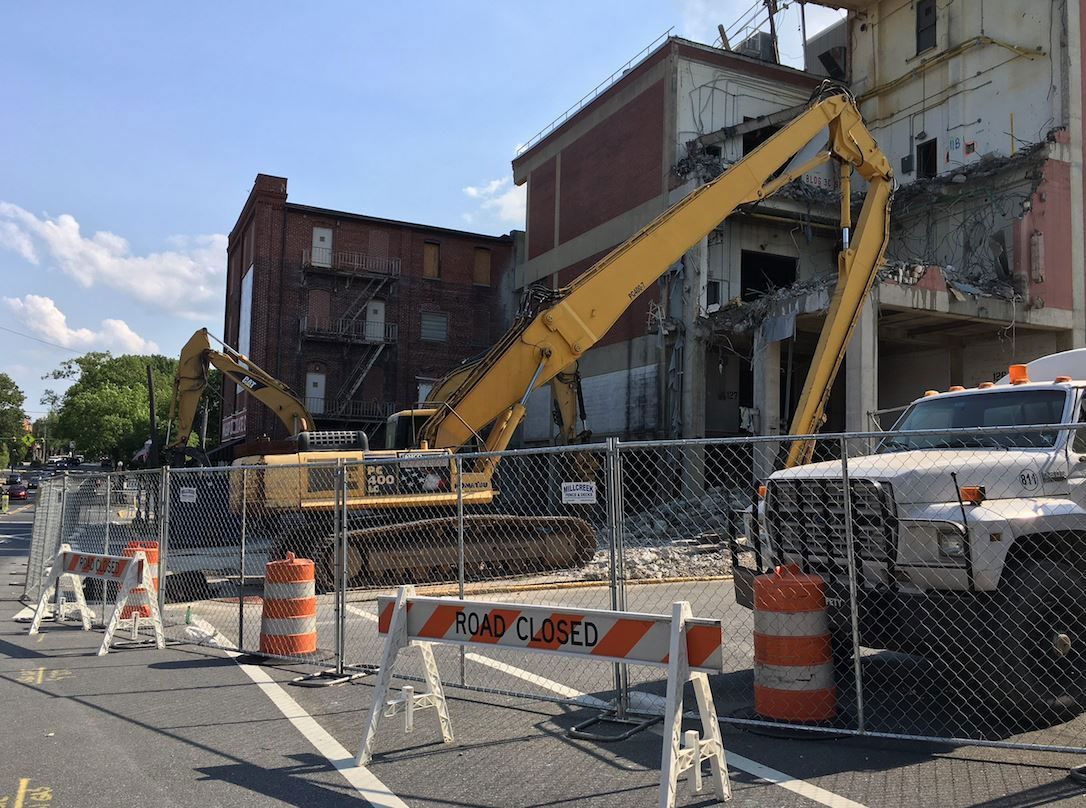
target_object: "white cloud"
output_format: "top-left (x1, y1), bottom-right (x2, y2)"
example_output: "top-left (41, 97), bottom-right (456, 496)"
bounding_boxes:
top-left (0, 202), bottom-right (226, 319)
top-left (3, 294), bottom-right (159, 354)
top-left (462, 176), bottom-right (526, 229)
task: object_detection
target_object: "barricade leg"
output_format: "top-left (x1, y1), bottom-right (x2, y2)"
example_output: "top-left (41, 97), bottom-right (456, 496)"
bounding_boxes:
top-left (28, 570), bottom-right (61, 635)
top-left (659, 601), bottom-right (730, 808)
top-left (358, 585), bottom-right (411, 766)
top-left (60, 573), bottom-right (92, 630)
top-left (100, 586), bottom-right (131, 655)
top-left (357, 586), bottom-right (454, 766)
top-left (419, 641), bottom-right (454, 744)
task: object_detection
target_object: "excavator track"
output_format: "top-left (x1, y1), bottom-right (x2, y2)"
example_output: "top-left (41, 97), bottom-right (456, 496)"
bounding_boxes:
top-left (273, 514), bottom-right (598, 592)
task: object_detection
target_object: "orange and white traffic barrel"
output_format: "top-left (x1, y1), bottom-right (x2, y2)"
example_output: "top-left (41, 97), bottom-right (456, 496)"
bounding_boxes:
top-left (260, 552), bottom-right (318, 656)
top-left (120, 541), bottom-right (160, 619)
top-left (753, 563), bottom-right (835, 721)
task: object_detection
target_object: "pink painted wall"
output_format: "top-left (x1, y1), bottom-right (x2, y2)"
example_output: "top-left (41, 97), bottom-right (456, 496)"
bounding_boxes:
top-left (1015, 156), bottom-right (1074, 311)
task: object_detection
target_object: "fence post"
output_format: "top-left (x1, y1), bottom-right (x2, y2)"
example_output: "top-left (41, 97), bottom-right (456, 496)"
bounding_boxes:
top-left (456, 455), bottom-right (466, 687)
top-left (157, 466), bottom-right (171, 618)
top-left (55, 472), bottom-right (70, 617)
top-left (239, 466), bottom-right (248, 651)
top-left (59, 471), bottom-right (69, 544)
top-left (334, 460), bottom-right (346, 677)
top-left (605, 437), bottom-right (629, 718)
top-left (101, 473), bottom-right (112, 627)
top-left (838, 436), bottom-right (865, 734)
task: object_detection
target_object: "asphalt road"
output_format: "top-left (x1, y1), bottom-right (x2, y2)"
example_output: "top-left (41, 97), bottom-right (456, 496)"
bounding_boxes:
top-left (5, 494), bottom-right (1086, 806)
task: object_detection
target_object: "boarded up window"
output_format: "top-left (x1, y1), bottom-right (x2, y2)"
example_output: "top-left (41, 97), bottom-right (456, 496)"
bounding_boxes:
top-left (421, 311), bottom-right (448, 342)
top-left (307, 288), bottom-right (331, 328)
top-left (473, 248), bottom-right (491, 286)
top-left (423, 242), bottom-right (440, 278)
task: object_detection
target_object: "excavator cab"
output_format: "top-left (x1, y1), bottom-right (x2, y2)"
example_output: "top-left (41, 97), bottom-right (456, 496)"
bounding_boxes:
top-left (385, 408), bottom-right (438, 450)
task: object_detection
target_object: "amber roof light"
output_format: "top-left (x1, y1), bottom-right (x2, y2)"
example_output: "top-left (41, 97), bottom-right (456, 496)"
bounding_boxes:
top-left (1008, 364), bottom-right (1030, 385)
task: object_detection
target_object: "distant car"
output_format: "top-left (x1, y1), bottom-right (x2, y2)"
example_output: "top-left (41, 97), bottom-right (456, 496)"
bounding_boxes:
top-left (6, 474), bottom-right (22, 486)
top-left (7, 484), bottom-right (28, 500)
top-left (26, 474), bottom-right (42, 489)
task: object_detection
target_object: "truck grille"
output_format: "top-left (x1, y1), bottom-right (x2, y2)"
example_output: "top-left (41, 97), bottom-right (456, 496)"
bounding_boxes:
top-left (765, 478), bottom-right (897, 564)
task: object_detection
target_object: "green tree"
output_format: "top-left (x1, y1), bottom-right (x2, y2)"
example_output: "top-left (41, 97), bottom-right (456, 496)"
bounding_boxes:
top-left (0, 374), bottom-right (28, 467)
top-left (45, 351), bottom-right (220, 463)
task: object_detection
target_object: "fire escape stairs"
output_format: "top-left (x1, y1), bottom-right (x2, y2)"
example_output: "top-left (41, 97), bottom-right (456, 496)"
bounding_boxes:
top-left (333, 343), bottom-right (388, 417)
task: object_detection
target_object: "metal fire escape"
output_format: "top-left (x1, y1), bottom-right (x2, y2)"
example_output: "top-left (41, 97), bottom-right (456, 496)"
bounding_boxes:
top-left (300, 247), bottom-right (400, 423)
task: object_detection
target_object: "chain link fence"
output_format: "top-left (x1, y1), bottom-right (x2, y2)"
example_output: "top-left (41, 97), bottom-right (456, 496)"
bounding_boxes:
top-left (21, 424), bottom-right (1086, 753)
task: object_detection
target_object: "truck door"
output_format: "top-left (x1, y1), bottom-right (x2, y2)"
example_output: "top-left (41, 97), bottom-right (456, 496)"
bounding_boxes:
top-left (1067, 391), bottom-right (1086, 509)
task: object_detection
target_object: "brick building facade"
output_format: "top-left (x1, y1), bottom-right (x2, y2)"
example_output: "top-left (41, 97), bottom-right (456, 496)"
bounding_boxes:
top-left (220, 174), bottom-right (516, 450)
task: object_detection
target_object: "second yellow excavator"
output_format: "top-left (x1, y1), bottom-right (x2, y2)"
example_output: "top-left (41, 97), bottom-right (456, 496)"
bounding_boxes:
top-left (169, 85), bottom-right (893, 588)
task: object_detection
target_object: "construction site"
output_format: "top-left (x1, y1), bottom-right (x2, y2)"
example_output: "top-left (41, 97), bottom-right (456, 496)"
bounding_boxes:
top-left (9, 1), bottom-right (1086, 807)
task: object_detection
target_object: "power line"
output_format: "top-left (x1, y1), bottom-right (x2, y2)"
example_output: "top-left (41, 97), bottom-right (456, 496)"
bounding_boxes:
top-left (0, 324), bottom-right (82, 354)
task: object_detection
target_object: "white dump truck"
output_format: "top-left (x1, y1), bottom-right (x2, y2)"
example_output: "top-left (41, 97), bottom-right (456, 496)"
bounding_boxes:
top-left (735, 348), bottom-right (1086, 706)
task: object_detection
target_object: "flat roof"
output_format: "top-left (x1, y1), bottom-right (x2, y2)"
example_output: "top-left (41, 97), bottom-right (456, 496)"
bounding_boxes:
top-left (286, 202), bottom-right (513, 243)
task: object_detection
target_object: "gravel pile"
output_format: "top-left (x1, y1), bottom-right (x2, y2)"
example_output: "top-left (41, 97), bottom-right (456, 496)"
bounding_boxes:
top-left (581, 544), bottom-right (731, 581)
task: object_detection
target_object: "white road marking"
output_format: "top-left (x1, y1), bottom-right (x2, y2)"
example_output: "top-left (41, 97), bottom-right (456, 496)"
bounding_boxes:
top-left (346, 603), bottom-right (378, 621)
top-left (180, 605), bottom-right (405, 808)
top-left (234, 658), bottom-right (410, 808)
top-left (715, 747), bottom-right (869, 808)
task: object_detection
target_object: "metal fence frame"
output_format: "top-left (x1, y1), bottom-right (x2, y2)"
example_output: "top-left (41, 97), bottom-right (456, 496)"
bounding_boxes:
top-left (22, 423), bottom-right (1086, 755)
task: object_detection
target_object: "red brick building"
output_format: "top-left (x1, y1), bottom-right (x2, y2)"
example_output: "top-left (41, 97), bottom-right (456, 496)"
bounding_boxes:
top-left (219, 174), bottom-right (517, 451)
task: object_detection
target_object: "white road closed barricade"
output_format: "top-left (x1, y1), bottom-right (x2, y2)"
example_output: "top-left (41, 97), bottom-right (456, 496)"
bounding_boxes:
top-left (357, 586), bottom-right (732, 807)
top-left (28, 544), bottom-right (164, 656)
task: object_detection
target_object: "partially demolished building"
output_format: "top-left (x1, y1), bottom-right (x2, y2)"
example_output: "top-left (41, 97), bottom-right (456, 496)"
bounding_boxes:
top-left (511, 0), bottom-right (1084, 443)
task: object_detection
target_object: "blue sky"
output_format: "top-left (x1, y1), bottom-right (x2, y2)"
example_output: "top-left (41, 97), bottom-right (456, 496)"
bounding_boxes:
top-left (0, 1), bottom-right (842, 417)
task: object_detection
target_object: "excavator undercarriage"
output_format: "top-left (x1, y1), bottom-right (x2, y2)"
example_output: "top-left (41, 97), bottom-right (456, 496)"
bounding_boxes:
top-left (270, 512), bottom-right (598, 592)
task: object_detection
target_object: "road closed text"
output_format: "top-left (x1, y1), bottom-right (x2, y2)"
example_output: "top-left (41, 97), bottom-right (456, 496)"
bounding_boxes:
top-left (454, 610), bottom-right (599, 647)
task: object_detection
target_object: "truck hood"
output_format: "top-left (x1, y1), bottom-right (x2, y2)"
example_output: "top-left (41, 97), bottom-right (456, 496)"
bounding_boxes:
top-left (771, 449), bottom-right (1066, 505)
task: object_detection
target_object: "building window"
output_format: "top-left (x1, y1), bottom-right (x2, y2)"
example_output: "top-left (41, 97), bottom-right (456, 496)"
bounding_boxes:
top-left (421, 311), bottom-right (448, 342)
top-left (706, 280), bottom-right (721, 308)
top-left (473, 247), bottom-right (491, 286)
top-left (916, 138), bottom-right (937, 179)
top-left (423, 241), bottom-right (441, 279)
top-left (312, 227), bottom-right (333, 268)
top-left (916, 0), bottom-right (936, 54)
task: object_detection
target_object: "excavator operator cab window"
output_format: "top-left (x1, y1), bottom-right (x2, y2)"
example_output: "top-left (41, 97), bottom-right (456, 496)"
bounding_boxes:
top-left (386, 412), bottom-right (432, 450)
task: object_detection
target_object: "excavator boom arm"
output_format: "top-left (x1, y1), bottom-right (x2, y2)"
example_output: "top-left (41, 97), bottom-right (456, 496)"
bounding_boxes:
top-left (168, 329), bottom-right (315, 450)
top-left (419, 91), bottom-right (892, 459)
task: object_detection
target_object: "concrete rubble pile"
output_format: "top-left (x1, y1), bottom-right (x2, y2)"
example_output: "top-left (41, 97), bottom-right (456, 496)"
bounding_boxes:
top-left (582, 487), bottom-right (743, 580)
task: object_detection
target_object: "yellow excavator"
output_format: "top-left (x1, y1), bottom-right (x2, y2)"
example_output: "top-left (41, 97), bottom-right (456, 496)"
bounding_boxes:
top-left (168, 85), bottom-right (893, 587)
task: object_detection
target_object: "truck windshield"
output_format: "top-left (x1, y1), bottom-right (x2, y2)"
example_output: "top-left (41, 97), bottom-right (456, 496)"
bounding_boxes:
top-left (878, 389), bottom-right (1067, 451)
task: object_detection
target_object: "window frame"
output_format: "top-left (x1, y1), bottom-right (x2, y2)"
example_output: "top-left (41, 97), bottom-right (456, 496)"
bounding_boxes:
top-left (915, 0), bottom-right (936, 55)
top-left (473, 247), bottom-right (492, 287)
top-left (916, 138), bottom-right (938, 179)
top-left (420, 311), bottom-right (449, 343)
top-left (423, 241), bottom-right (441, 279)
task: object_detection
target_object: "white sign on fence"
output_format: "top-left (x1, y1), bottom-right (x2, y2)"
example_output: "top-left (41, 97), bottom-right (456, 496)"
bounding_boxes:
top-left (561, 481), bottom-right (597, 505)
top-left (178, 487), bottom-right (198, 503)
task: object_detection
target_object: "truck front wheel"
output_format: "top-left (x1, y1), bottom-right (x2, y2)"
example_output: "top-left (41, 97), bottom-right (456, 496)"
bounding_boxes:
top-left (993, 559), bottom-right (1085, 714)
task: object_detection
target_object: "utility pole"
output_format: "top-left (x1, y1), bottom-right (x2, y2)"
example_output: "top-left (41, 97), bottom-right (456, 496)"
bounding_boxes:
top-left (765, 0), bottom-right (781, 64)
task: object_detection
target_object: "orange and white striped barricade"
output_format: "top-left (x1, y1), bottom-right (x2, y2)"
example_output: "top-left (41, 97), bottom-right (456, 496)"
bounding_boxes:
top-left (356, 586), bottom-right (731, 808)
top-left (28, 544), bottom-right (164, 655)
